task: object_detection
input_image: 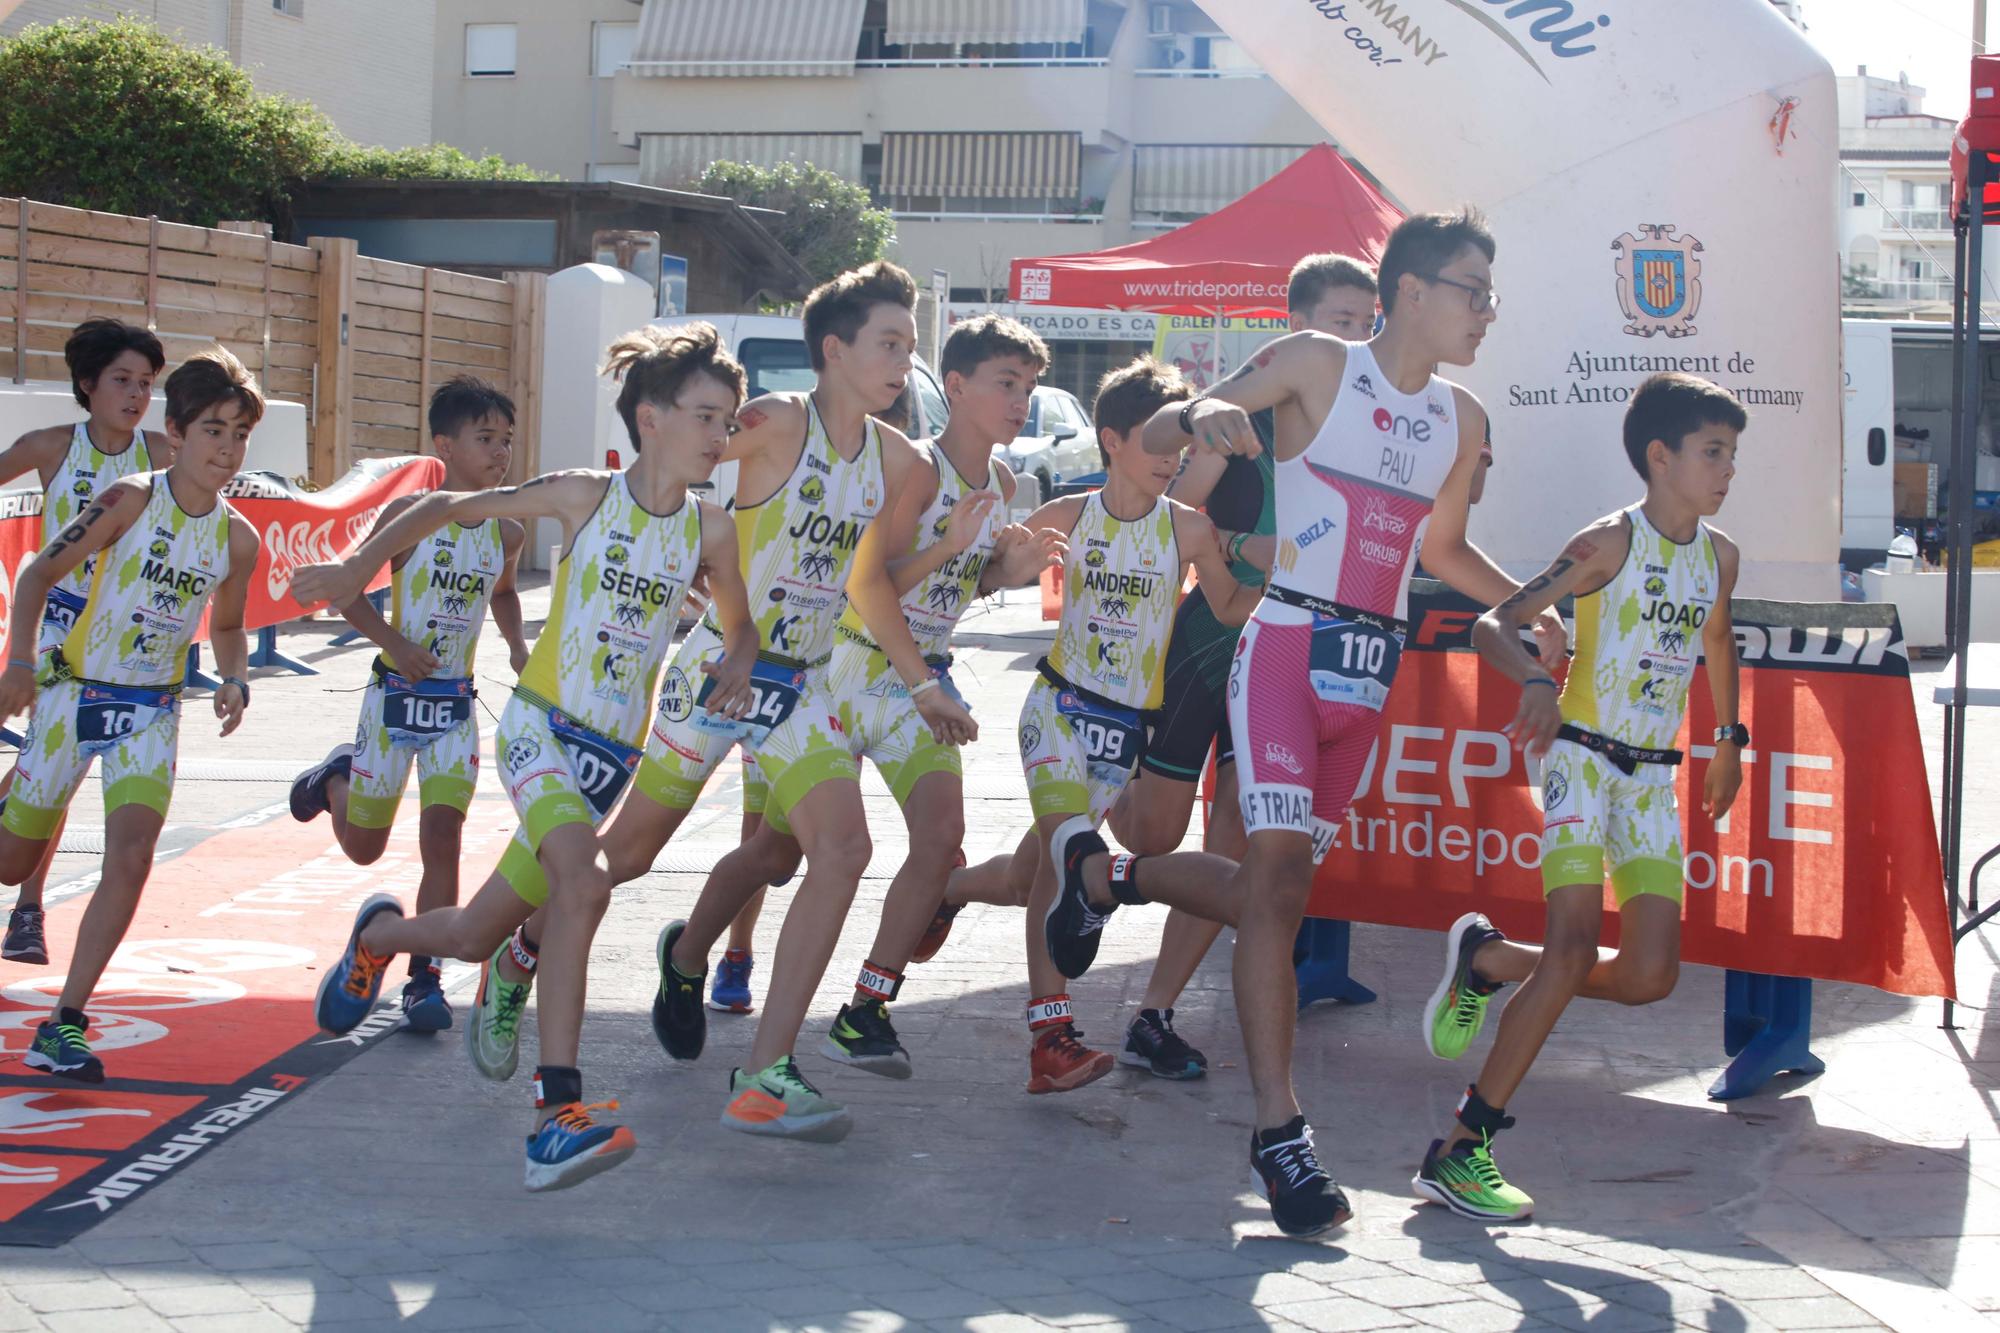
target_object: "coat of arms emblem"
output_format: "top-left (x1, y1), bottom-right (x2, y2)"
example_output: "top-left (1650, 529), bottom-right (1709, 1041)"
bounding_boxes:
top-left (1612, 224), bottom-right (1703, 339)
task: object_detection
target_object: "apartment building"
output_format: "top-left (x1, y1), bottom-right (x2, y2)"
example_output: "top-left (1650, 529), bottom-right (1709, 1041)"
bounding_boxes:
top-left (1, 0), bottom-right (435, 150)
top-left (1839, 67), bottom-right (1955, 320)
top-left (433, 0), bottom-right (1328, 302)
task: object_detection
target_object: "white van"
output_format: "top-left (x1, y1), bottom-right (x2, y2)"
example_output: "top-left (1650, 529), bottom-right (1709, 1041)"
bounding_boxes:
top-left (668, 313), bottom-right (949, 508)
top-left (1841, 318), bottom-right (1896, 567)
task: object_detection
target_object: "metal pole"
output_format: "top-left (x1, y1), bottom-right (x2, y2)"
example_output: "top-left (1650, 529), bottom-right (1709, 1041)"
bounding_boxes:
top-left (1978, 0), bottom-right (1989, 56)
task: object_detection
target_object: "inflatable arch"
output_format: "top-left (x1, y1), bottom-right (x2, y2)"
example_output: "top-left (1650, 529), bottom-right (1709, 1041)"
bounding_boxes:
top-left (1200, 0), bottom-right (1841, 598)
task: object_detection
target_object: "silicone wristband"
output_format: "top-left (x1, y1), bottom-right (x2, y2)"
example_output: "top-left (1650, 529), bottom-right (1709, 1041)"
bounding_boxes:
top-left (6, 658), bottom-right (32, 672)
top-left (1178, 400), bottom-right (1199, 435)
top-left (1522, 677), bottom-right (1558, 690)
top-left (909, 677), bottom-right (940, 698)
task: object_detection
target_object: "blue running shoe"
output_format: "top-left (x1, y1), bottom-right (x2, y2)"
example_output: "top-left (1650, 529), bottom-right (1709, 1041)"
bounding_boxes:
top-left (316, 893), bottom-right (403, 1033)
top-left (524, 1101), bottom-right (637, 1192)
top-left (401, 964), bottom-right (452, 1033)
top-left (709, 948), bottom-right (754, 1014)
top-left (25, 1010), bottom-right (102, 1083)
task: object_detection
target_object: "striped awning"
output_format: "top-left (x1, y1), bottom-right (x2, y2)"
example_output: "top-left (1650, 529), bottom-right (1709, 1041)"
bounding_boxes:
top-left (629, 0), bottom-right (866, 77)
top-left (1134, 144), bottom-right (1315, 215)
top-left (882, 132), bottom-right (1080, 199)
top-left (640, 133), bottom-right (863, 187)
top-left (886, 0), bottom-right (1088, 46)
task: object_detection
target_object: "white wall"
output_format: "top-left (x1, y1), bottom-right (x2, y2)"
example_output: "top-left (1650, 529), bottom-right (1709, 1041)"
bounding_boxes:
top-left (0, 383), bottom-right (308, 488)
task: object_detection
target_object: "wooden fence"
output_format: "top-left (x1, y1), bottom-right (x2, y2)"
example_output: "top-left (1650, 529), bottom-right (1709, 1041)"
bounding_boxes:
top-left (0, 199), bottom-right (545, 486)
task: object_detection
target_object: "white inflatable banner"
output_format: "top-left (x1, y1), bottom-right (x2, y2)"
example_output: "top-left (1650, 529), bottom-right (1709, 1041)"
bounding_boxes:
top-left (1199, 0), bottom-right (1841, 597)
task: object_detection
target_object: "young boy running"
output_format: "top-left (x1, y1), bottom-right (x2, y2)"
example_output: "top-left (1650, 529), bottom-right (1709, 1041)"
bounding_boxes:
top-left (300, 324), bottom-right (758, 1190)
top-left (289, 376), bottom-right (527, 1031)
top-left (1040, 211), bottom-right (1563, 1236)
top-left (1098, 254), bottom-right (1378, 1080)
top-left (947, 355), bottom-right (1262, 1095)
top-left (0, 348), bottom-right (260, 1082)
top-left (1413, 372), bottom-right (1743, 1222)
top-left (0, 319), bottom-right (167, 965)
top-left (674, 314), bottom-right (1063, 1093)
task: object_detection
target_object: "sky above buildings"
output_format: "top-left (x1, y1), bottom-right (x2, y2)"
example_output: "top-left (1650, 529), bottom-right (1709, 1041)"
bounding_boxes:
top-left (1808, 0), bottom-right (1985, 118)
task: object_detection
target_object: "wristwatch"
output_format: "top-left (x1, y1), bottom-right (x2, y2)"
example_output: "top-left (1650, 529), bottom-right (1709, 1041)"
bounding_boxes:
top-left (1714, 722), bottom-right (1749, 747)
top-left (223, 675), bottom-right (251, 706)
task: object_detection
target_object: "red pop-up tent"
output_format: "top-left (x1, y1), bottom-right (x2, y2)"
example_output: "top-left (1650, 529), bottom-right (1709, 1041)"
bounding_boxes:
top-left (1008, 144), bottom-right (1402, 316)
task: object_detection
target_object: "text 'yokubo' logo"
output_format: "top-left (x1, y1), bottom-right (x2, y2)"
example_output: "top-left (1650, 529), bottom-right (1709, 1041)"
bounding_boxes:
top-left (1613, 224), bottom-right (1703, 340)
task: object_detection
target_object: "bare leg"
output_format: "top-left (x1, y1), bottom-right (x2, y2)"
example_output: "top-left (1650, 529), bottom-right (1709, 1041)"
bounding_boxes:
top-left (862, 771), bottom-right (966, 976)
top-left (323, 771), bottom-right (391, 866)
top-left (1232, 829), bottom-right (1317, 1130)
top-left (1445, 890), bottom-right (1681, 1148)
top-left (56, 804), bottom-right (164, 1014)
top-left (407, 804), bottom-right (463, 975)
top-left (726, 810), bottom-right (770, 954)
top-left (945, 827), bottom-right (1037, 908)
top-left (1140, 763), bottom-right (1243, 1010)
top-left (511, 788), bottom-right (700, 972)
top-left (361, 868), bottom-right (536, 964)
top-left (1023, 812), bottom-right (1076, 1002)
top-left (0, 767), bottom-right (62, 910)
top-left (746, 778), bottom-right (871, 1071)
top-left (670, 821), bottom-right (801, 975)
top-left (529, 822), bottom-right (614, 1121)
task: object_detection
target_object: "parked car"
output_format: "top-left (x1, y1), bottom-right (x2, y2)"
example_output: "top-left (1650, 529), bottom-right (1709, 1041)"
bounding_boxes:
top-left (1000, 386), bottom-right (1099, 503)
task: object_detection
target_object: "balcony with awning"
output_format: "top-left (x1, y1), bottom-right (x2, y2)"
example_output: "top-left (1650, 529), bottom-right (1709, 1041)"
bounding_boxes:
top-left (625, 0), bottom-right (869, 77)
top-left (638, 134), bottom-right (865, 189)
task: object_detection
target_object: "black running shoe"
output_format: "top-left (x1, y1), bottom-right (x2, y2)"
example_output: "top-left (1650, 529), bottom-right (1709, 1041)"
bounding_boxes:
top-left (1120, 1008), bottom-right (1207, 1080)
top-left (3, 905), bottom-right (47, 965)
top-left (1045, 816), bottom-right (1113, 979)
top-left (290, 744), bottom-right (354, 822)
top-left (651, 920), bottom-right (706, 1062)
top-left (1250, 1115), bottom-right (1352, 1238)
top-left (822, 999), bottom-right (912, 1079)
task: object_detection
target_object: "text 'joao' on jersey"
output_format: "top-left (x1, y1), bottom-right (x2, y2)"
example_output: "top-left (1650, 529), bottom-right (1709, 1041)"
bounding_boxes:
top-left (390, 519), bottom-right (505, 677)
top-left (43, 423), bottom-right (157, 621)
top-left (1562, 505), bottom-right (1720, 753)
top-left (839, 445), bottom-right (1004, 660)
top-left (59, 471), bottom-right (232, 688)
top-left (515, 471), bottom-right (702, 748)
top-left (1266, 341), bottom-right (1458, 625)
top-left (717, 397), bottom-right (884, 665)
top-left (1048, 492), bottom-right (1179, 710)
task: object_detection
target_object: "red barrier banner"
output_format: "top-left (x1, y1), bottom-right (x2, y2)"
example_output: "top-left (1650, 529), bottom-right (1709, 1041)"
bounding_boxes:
top-left (0, 456), bottom-right (442, 641)
top-left (1307, 590), bottom-right (1956, 1000)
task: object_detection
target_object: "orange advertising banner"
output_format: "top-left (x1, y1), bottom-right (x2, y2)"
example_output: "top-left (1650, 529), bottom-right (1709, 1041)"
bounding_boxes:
top-left (1305, 591), bottom-right (1955, 1000)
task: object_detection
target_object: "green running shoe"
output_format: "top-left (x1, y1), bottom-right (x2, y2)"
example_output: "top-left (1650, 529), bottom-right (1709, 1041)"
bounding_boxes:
top-left (1423, 912), bottom-right (1505, 1060)
top-left (722, 1056), bottom-right (852, 1142)
top-left (1412, 1134), bottom-right (1534, 1222)
top-left (463, 941), bottom-right (532, 1082)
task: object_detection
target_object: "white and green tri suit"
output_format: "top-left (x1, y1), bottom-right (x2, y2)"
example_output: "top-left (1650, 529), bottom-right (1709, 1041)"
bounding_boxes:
top-left (811, 445), bottom-right (1003, 811)
top-left (633, 398), bottom-right (884, 834)
top-left (4, 471), bottom-right (233, 838)
top-left (1540, 505), bottom-right (1720, 904)
top-left (344, 518), bottom-right (505, 829)
top-left (495, 471), bottom-right (702, 907)
top-left (38, 423), bottom-right (158, 655)
top-left (1019, 492), bottom-right (1178, 826)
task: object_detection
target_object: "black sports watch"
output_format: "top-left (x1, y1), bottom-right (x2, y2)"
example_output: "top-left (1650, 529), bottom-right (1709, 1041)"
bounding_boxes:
top-left (223, 675), bottom-right (250, 706)
top-left (1714, 722), bottom-right (1749, 747)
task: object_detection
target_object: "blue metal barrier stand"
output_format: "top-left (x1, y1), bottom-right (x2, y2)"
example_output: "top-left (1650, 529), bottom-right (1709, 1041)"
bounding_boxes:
top-left (1294, 917), bottom-right (1378, 1008)
top-left (1707, 970), bottom-right (1825, 1100)
top-left (328, 589), bottom-right (386, 648)
top-left (183, 643), bottom-right (221, 692)
top-left (244, 623), bottom-right (316, 676)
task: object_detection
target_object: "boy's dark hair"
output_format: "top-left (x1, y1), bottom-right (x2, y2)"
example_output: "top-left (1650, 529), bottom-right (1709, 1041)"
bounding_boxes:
top-left (428, 374), bottom-right (515, 441)
top-left (939, 314), bottom-right (1050, 383)
top-left (1623, 373), bottom-right (1746, 480)
top-left (65, 318), bottom-right (165, 409)
top-left (602, 321), bottom-right (746, 451)
top-left (164, 346), bottom-right (264, 433)
top-left (1288, 253), bottom-right (1378, 317)
top-left (1092, 356), bottom-right (1191, 467)
top-left (802, 261), bottom-right (918, 371)
top-left (1377, 208), bottom-right (1496, 316)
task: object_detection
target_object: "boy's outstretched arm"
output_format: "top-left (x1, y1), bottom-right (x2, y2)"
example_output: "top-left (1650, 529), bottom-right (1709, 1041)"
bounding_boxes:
top-left (1700, 531), bottom-right (1744, 819)
top-left (1475, 516), bottom-right (1628, 755)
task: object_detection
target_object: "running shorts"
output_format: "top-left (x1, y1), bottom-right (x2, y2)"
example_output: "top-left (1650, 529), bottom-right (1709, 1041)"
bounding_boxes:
top-left (1229, 605), bottom-right (1401, 865)
top-left (3, 678), bottom-right (181, 837)
top-left (493, 692), bottom-right (640, 908)
top-left (1539, 739), bottom-right (1685, 905)
top-left (1018, 675), bottom-right (1144, 826)
top-left (633, 623), bottom-right (802, 819)
top-left (1141, 585), bottom-right (1241, 782)
top-left (344, 673), bottom-right (479, 829)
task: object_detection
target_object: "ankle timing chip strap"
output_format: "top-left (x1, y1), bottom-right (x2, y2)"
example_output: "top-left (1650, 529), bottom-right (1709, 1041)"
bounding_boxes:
top-left (508, 926), bottom-right (539, 974)
top-left (534, 1064), bottom-right (581, 1109)
top-left (1107, 854), bottom-right (1147, 905)
top-left (1456, 1084), bottom-right (1517, 1137)
top-left (855, 960), bottom-right (902, 1002)
top-left (1026, 994), bottom-right (1073, 1030)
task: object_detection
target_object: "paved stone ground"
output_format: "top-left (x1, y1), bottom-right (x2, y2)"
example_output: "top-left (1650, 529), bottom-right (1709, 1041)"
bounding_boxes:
top-left (0, 580), bottom-right (1995, 1332)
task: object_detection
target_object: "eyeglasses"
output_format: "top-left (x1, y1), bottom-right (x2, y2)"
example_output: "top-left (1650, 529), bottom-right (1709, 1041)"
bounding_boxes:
top-left (1425, 275), bottom-right (1500, 315)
